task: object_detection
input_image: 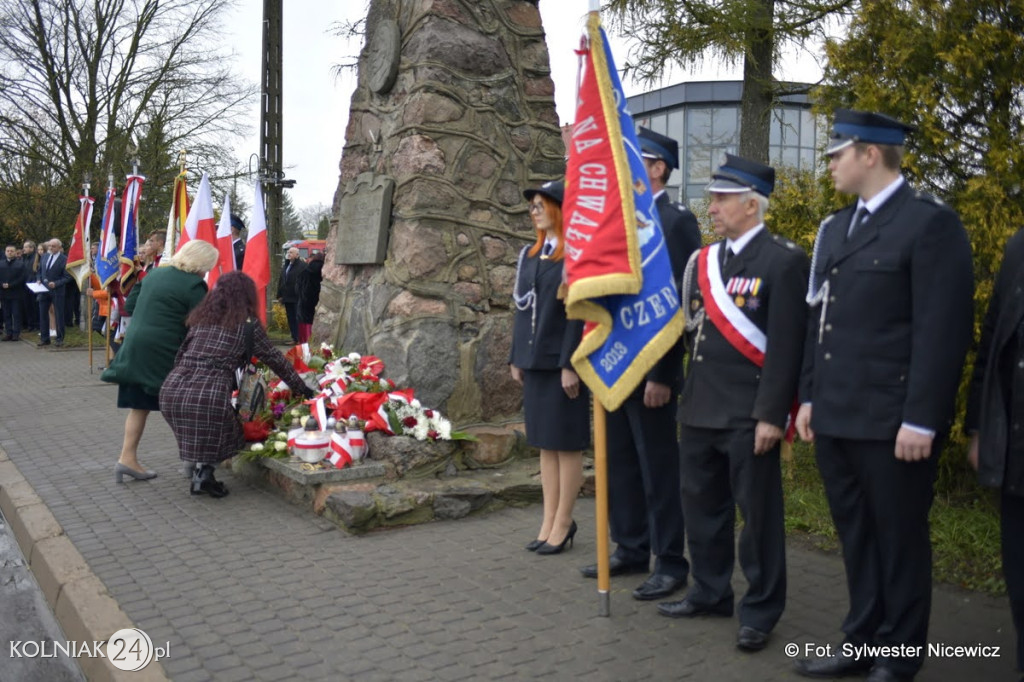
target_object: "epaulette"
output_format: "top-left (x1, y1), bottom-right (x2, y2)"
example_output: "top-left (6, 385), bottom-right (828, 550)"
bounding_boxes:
top-left (770, 234), bottom-right (799, 250)
top-left (914, 190), bottom-right (946, 207)
top-left (672, 201), bottom-right (690, 213)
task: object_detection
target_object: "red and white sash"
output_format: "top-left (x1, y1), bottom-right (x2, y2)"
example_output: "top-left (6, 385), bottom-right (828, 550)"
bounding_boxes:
top-left (697, 243), bottom-right (766, 367)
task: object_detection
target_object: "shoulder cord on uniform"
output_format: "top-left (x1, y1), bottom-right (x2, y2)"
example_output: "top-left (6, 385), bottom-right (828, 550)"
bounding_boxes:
top-left (680, 247), bottom-right (706, 357)
top-left (806, 214), bottom-right (833, 343)
top-left (511, 245), bottom-right (538, 336)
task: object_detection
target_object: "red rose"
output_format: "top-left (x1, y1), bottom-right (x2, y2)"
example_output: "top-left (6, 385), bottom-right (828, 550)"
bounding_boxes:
top-left (427, 429), bottom-right (439, 440)
top-left (424, 409), bottom-right (434, 418)
top-left (322, 348), bottom-right (332, 360)
top-left (402, 416), bottom-right (418, 427)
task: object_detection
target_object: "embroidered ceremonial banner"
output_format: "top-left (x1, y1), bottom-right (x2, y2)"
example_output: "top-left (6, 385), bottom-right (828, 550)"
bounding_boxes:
top-left (66, 194), bottom-right (94, 291)
top-left (96, 188), bottom-right (120, 288)
top-left (563, 14), bottom-right (684, 411)
top-left (165, 171), bottom-right (190, 258)
top-left (119, 174), bottom-right (145, 285)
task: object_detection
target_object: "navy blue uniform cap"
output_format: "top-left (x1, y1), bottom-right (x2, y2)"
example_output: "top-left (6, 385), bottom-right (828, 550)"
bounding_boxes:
top-left (523, 180), bottom-right (565, 206)
top-left (707, 153), bottom-right (775, 198)
top-left (826, 108), bottom-right (916, 155)
top-left (638, 127), bottom-right (680, 170)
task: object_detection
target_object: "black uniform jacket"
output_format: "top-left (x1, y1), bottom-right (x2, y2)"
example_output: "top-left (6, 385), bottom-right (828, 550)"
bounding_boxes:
top-left (0, 256), bottom-right (27, 299)
top-left (509, 248), bottom-right (582, 371)
top-left (645, 192), bottom-right (702, 388)
top-left (800, 182), bottom-right (974, 439)
top-left (966, 228), bottom-right (1024, 495)
top-left (680, 228), bottom-right (809, 429)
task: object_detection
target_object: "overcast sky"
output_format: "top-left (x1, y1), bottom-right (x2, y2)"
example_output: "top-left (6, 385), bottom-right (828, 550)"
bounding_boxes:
top-left (223, 1), bottom-right (827, 212)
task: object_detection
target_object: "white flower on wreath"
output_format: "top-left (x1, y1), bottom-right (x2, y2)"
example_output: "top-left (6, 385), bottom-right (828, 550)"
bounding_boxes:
top-left (320, 342), bottom-right (334, 356)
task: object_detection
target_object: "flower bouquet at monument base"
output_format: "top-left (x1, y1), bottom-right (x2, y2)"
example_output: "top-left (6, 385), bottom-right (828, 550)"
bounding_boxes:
top-left (237, 343), bottom-right (472, 471)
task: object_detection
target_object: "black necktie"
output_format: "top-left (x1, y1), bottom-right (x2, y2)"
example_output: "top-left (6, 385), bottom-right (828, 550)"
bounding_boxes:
top-left (542, 242), bottom-right (553, 257)
top-left (723, 247), bottom-right (734, 267)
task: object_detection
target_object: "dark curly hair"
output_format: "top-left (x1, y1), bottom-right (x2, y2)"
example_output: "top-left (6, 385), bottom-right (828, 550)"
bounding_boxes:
top-left (187, 271), bottom-right (261, 328)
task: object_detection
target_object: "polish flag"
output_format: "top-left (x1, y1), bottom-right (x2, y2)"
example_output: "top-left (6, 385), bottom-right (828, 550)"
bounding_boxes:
top-left (242, 180), bottom-right (271, 324)
top-left (182, 173), bottom-right (217, 250)
top-left (327, 432), bottom-right (352, 469)
top-left (210, 194), bottom-right (236, 288)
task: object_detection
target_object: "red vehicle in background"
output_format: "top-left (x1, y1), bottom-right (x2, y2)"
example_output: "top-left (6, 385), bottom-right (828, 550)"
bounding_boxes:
top-left (283, 239), bottom-right (326, 261)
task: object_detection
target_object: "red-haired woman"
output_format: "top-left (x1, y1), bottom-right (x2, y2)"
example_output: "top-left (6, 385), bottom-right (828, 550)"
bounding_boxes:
top-left (160, 271), bottom-right (315, 498)
top-left (510, 180), bottom-right (589, 555)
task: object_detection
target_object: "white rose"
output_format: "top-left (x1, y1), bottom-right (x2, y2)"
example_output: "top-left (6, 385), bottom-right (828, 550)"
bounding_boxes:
top-left (273, 441), bottom-right (288, 452)
top-left (291, 409), bottom-right (301, 417)
top-left (276, 431), bottom-right (288, 441)
top-left (251, 443), bottom-right (265, 452)
top-left (348, 352), bottom-right (361, 362)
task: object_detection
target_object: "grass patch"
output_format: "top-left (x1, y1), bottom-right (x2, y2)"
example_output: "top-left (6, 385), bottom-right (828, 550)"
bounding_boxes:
top-left (781, 441), bottom-right (1005, 595)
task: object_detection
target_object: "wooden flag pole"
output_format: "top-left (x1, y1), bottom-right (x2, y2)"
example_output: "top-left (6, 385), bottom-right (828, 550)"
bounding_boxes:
top-left (594, 397), bottom-right (611, 616)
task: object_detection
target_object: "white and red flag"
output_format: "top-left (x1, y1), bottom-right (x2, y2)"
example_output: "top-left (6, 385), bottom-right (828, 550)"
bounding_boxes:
top-left (182, 173), bottom-right (217, 251)
top-left (210, 194), bottom-right (236, 289)
top-left (242, 180), bottom-right (271, 324)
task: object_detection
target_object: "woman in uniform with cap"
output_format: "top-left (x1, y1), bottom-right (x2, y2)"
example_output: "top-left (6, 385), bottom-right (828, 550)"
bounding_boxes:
top-left (510, 180), bottom-right (589, 555)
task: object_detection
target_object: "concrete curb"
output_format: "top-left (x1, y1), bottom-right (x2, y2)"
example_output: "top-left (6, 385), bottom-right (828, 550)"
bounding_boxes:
top-left (0, 446), bottom-right (169, 682)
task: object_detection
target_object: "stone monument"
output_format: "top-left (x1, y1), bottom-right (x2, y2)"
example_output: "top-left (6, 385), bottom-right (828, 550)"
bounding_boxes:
top-left (317, 0), bottom-right (565, 424)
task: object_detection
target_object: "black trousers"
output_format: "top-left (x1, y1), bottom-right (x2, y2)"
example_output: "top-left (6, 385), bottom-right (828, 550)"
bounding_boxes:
top-left (2, 297), bottom-right (22, 336)
top-left (606, 393), bottom-right (688, 579)
top-left (1002, 490), bottom-right (1024, 673)
top-left (679, 423), bottom-right (786, 631)
top-left (815, 435), bottom-right (940, 677)
top-left (37, 288), bottom-right (66, 342)
top-left (283, 301), bottom-right (300, 343)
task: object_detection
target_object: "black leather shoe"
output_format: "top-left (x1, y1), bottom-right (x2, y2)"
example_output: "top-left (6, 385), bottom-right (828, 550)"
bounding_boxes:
top-left (632, 573), bottom-right (686, 601)
top-left (794, 653), bottom-right (874, 678)
top-left (656, 597), bottom-right (733, 618)
top-left (190, 464), bottom-right (229, 498)
top-left (866, 666), bottom-right (911, 682)
top-left (736, 625), bottom-right (770, 652)
top-left (53, 339), bottom-right (63, 347)
top-left (36, 340), bottom-right (50, 347)
top-left (525, 539), bottom-right (544, 552)
top-left (580, 554), bottom-right (649, 579)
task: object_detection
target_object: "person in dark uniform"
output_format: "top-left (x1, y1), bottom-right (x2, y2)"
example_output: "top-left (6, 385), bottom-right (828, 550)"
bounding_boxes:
top-left (578, 127), bottom-right (701, 600)
top-left (794, 110), bottom-right (974, 682)
top-left (231, 214), bottom-right (246, 269)
top-left (276, 246), bottom-right (306, 344)
top-left (656, 155), bottom-right (807, 654)
top-left (966, 227), bottom-right (1024, 682)
top-left (510, 180), bottom-right (589, 556)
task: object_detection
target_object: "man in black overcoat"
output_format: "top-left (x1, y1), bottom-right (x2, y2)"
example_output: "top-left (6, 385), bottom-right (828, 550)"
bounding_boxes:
top-left (794, 110), bottom-right (974, 682)
top-left (0, 244), bottom-right (27, 341)
top-left (966, 227), bottom-right (1024, 681)
top-left (657, 155), bottom-right (808, 654)
top-left (231, 214), bottom-right (246, 269)
top-left (579, 128), bottom-right (701, 601)
top-left (276, 246), bottom-right (306, 344)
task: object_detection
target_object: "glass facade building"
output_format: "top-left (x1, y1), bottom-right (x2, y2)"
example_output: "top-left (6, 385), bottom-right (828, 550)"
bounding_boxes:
top-left (627, 81), bottom-right (823, 207)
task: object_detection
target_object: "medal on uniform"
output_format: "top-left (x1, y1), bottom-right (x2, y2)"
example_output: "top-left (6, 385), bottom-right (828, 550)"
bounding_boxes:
top-left (734, 295), bottom-right (745, 307)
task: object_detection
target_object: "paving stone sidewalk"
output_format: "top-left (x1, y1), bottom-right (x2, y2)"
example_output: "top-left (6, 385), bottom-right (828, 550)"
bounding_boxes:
top-left (0, 339), bottom-right (1017, 681)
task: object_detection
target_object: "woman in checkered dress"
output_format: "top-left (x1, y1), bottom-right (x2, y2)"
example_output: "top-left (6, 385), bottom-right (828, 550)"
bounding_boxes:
top-left (160, 271), bottom-right (315, 497)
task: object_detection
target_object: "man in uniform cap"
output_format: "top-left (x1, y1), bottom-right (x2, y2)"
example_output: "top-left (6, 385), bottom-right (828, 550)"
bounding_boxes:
top-left (230, 214), bottom-right (246, 269)
top-left (658, 154), bottom-right (808, 654)
top-left (795, 109), bottom-right (974, 681)
top-left (579, 127), bottom-right (701, 602)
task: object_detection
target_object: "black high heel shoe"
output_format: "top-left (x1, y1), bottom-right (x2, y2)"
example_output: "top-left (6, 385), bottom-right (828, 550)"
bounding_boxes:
top-left (525, 539), bottom-right (545, 552)
top-left (535, 520), bottom-right (577, 555)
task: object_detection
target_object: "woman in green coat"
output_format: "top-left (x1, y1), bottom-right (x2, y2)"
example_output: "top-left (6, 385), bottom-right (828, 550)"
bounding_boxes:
top-left (102, 240), bottom-right (219, 483)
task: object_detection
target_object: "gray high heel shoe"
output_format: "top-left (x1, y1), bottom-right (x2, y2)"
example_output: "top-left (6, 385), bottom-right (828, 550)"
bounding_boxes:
top-left (114, 462), bottom-right (158, 483)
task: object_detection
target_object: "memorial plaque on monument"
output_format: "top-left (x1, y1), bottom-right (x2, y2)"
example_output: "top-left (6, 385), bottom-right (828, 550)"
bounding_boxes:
top-left (336, 172), bottom-right (394, 265)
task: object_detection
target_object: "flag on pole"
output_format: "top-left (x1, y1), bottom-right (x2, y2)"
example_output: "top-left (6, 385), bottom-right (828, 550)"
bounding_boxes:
top-left (562, 13), bottom-right (684, 412)
top-left (164, 171), bottom-right (190, 259)
top-left (66, 194), bottom-right (94, 290)
top-left (119, 174), bottom-right (145, 285)
top-left (96, 188), bottom-right (120, 288)
top-left (182, 172), bottom-right (217, 250)
top-left (242, 180), bottom-right (271, 324)
top-left (210, 194), bottom-right (236, 289)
